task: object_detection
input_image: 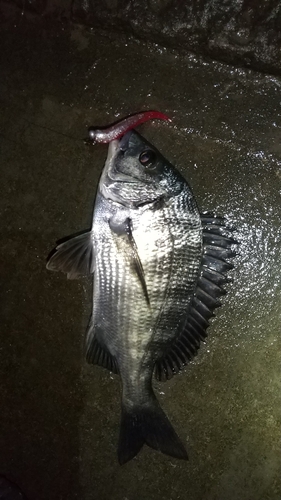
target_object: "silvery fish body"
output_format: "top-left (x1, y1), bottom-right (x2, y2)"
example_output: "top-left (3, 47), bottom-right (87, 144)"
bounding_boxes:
top-left (47, 130), bottom-right (235, 464)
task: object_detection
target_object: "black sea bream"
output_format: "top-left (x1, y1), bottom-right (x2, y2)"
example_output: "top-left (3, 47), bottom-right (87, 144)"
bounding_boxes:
top-left (47, 130), bottom-right (236, 464)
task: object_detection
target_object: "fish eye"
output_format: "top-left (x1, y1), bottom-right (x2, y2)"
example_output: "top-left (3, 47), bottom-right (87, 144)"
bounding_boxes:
top-left (139, 150), bottom-right (156, 168)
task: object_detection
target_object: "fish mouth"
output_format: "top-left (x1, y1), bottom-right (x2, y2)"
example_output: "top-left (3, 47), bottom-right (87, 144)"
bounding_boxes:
top-left (104, 132), bottom-right (138, 184)
top-left (107, 138), bottom-right (119, 159)
top-left (99, 133), bottom-right (138, 204)
top-left (119, 130), bottom-right (133, 151)
top-left (106, 129), bottom-right (133, 159)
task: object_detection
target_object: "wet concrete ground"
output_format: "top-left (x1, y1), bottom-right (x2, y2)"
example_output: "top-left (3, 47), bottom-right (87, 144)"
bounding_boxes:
top-left (0, 10), bottom-right (281, 500)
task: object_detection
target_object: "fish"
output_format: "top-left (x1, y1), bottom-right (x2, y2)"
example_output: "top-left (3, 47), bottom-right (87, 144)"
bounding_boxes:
top-left (47, 128), bottom-right (236, 464)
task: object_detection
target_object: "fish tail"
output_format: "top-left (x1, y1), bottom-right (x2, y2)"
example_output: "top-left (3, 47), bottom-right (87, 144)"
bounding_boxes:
top-left (118, 395), bottom-right (188, 464)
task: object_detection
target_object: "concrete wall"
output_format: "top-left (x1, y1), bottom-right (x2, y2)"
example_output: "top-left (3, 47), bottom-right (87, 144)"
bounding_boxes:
top-left (4, 0), bottom-right (281, 74)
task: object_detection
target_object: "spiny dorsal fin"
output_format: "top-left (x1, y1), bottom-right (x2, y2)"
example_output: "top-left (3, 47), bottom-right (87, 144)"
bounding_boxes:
top-left (155, 214), bottom-right (238, 381)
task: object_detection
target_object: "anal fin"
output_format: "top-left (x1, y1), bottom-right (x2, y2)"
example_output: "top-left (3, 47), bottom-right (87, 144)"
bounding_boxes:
top-left (86, 338), bottom-right (119, 374)
top-left (85, 320), bottom-right (119, 374)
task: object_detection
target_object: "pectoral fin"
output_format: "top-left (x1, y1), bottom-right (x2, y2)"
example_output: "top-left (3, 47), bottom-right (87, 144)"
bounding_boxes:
top-left (109, 217), bottom-right (150, 305)
top-left (46, 231), bottom-right (95, 279)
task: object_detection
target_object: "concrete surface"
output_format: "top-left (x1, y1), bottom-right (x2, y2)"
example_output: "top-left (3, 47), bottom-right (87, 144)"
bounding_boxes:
top-left (72, 0), bottom-right (281, 76)
top-left (3, 0), bottom-right (281, 75)
top-left (0, 12), bottom-right (280, 500)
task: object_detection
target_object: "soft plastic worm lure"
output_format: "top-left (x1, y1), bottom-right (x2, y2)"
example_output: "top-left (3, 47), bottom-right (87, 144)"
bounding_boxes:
top-left (87, 110), bottom-right (171, 144)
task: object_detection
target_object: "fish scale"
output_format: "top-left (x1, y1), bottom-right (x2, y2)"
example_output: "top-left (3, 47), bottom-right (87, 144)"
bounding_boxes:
top-left (148, 192), bottom-right (202, 345)
top-left (98, 227), bottom-right (158, 362)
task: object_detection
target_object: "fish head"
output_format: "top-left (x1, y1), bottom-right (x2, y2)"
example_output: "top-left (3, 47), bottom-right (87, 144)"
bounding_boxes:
top-left (99, 130), bottom-right (186, 208)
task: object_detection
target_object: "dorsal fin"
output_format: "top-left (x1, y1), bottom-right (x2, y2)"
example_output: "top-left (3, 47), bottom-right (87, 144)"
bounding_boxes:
top-left (155, 214), bottom-right (237, 382)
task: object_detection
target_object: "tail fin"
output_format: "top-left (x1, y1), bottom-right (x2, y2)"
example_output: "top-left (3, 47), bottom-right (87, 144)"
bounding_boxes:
top-left (118, 398), bottom-right (188, 464)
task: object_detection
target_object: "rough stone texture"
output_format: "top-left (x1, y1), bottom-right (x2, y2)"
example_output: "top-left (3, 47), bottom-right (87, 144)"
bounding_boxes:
top-left (2, 0), bottom-right (281, 75)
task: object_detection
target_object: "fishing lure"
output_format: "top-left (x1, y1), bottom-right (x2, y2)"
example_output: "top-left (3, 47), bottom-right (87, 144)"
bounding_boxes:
top-left (87, 110), bottom-right (171, 145)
